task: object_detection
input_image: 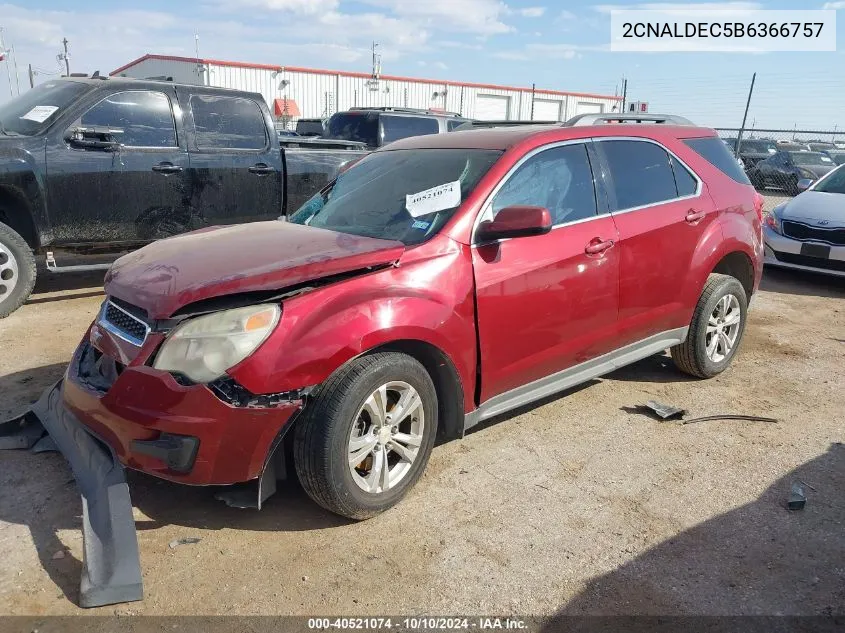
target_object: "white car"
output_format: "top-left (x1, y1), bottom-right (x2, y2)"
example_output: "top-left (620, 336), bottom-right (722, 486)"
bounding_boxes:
top-left (763, 163), bottom-right (845, 277)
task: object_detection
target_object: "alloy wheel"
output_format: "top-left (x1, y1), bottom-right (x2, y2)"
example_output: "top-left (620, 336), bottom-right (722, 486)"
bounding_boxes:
top-left (347, 381), bottom-right (425, 494)
top-left (0, 241), bottom-right (19, 304)
top-left (706, 294), bottom-right (741, 363)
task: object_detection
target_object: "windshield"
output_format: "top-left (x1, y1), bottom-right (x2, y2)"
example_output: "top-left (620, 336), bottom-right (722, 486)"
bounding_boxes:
top-left (741, 140), bottom-right (776, 153)
top-left (324, 112), bottom-right (379, 146)
top-left (813, 166), bottom-right (845, 194)
top-left (289, 148), bottom-right (501, 246)
top-left (792, 152), bottom-right (833, 166)
top-left (0, 80), bottom-right (91, 136)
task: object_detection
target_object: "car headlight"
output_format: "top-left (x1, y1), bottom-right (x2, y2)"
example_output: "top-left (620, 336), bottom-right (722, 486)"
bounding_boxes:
top-left (154, 304), bottom-right (280, 383)
top-left (764, 204), bottom-right (785, 235)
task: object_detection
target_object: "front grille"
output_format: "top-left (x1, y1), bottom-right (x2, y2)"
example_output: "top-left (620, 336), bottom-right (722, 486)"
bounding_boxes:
top-left (101, 299), bottom-right (150, 345)
top-left (774, 251), bottom-right (845, 272)
top-left (782, 220), bottom-right (845, 247)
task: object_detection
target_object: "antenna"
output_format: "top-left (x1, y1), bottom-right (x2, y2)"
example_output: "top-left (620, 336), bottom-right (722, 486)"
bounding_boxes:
top-left (194, 33), bottom-right (205, 81)
top-left (371, 41), bottom-right (381, 79)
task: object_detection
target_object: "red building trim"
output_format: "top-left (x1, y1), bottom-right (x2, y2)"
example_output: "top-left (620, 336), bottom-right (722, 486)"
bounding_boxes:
top-left (111, 54), bottom-right (621, 102)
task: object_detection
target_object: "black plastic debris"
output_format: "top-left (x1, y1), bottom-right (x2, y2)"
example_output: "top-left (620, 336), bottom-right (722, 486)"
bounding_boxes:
top-left (788, 482), bottom-right (807, 511)
top-left (168, 537), bottom-right (202, 549)
top-left (632, 401), bottom-right (778, 425)
top-left (0, 411), bottom-right (46, 449)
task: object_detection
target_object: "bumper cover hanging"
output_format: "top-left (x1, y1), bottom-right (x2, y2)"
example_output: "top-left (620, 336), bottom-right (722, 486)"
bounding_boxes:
top-left (0, 380), bottom-right (143, 608)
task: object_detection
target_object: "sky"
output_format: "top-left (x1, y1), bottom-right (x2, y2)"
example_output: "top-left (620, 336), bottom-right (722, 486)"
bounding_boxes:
top-left (0, 0), bottom-right (843, 130)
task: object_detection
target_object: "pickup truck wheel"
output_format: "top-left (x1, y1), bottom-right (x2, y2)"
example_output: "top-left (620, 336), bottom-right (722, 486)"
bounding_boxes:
top-left (294, 352), bottom-right (438, 520)
top-left (0, 222), bottom-right (36, 319)
top-left (671, 273), bottom-right (748, 378)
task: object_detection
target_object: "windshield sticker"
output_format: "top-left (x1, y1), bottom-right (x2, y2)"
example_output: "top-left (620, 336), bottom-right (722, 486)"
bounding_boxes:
top-left (405, 180), bottom-right (461, 218)
top-left (411, 220), bottom-right (431, 230)
top-left (20, 105), bottom-right (59, 123)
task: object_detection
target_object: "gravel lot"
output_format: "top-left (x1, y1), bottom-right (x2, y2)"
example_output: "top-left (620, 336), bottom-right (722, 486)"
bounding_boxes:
top-left (0, 224), bottom-right (843, 617)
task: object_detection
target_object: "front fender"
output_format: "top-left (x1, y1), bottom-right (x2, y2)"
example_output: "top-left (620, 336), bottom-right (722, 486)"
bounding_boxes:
top-left (0, 139), bottom-right (49, 246)
top-left (229, 238), bottom-right (478, 408)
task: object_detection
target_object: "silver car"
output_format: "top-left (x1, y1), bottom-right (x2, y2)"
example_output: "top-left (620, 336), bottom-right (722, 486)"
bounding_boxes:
top-left (763, 163), bottom-right (845, 277)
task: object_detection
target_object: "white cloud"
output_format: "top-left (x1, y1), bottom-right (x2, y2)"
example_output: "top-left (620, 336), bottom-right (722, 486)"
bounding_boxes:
top-left (363, 0), bottom-right (514, 35)
top-left (492, 41), bottom-right (606, 61)
top-left (593, 2), bottom-right (762, 12)
top-left (518, 7), bottom-right (546, 17)
top-left (822, 1), bottom-right (845, 7)
top-left (557, 10), bottom-right (577, 20)
top-left (211, 0), bottom-right (339, 13)
top-left (433, 61), bottom-right (449, 69)
top-left (492, 51), bottom-right (530, 60)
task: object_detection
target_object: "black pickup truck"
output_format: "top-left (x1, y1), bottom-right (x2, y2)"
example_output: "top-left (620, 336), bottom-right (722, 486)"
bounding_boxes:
top-left (0, 77), bottom-right (366, 317)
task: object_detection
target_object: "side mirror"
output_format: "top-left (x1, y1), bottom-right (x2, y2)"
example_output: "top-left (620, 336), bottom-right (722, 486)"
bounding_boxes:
top-left (476, 205), bottom-right (552, 243)
top-left (797, 178), bottom-right (814, 192)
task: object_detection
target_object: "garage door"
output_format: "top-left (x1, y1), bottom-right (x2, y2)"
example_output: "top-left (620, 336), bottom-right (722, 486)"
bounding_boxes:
top-left (475, 94), bottom-right (510, 120)
top-left (575, 102), bottom-right (604, 115)
top-left (532, 98), bottom-right (562, 121)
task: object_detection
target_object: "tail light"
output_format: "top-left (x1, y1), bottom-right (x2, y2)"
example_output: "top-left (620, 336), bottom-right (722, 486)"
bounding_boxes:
top-left (753, 192), bottom-right (764, 222)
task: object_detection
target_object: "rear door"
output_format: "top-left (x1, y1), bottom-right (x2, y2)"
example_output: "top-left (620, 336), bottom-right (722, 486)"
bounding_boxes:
top-left (472, 141), bottom-right (620, 402)
top-left (46, 87), bottom-right (191, 245)
top-left (182, 90), bottom-right (282, 227)
top-left (594, 137), bottom-right (714, 346)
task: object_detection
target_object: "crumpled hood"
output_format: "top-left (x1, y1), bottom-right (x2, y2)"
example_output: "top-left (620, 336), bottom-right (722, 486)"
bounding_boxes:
top-left (780, 191), bottom-right (845, 226)
top-left (104, 221), bottom-right (405, 319)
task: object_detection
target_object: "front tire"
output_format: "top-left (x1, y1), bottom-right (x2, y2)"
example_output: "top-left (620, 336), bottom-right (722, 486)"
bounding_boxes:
top-left (294, 352), bottom-right (438, 520)
top-left (0, 222), bottom-right (36, 319)
top-left (671, 274), bottom-right (748, 378)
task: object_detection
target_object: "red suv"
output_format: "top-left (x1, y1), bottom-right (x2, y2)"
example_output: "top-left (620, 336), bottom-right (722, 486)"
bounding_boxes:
top-left (47, 115), bottom-right (764, 520)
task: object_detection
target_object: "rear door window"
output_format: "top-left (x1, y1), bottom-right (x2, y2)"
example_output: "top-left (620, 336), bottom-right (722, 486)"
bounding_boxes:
top-left (190, 94), bottom-right (267, 150)
top-left (381, 115), bottom-right (439, 144)
top-left (77, 90), bottom-right (177, 147)
top-left (325, 113), bottom-right (379, 145)
top-left (599, 140), bottom-right (678, 210)
top-left (672, 160), bottom-right (698, 196)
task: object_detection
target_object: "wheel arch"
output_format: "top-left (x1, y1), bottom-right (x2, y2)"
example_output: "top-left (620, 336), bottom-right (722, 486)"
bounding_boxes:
top-left (710, 250), bottom-right (755, 299)
top-left (0, 185), bottom-right (40, 249)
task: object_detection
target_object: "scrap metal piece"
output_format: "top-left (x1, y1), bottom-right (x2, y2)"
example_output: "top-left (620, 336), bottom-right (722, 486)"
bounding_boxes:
top-left (32, 434), bottom-right (59, 453)
top-left (678, 414), bottom-right (779, 425)
top-left (788, 482), bottom-right (806, 511)
top-left (26, 381), bottom-right (143, 607)
top-left (644, 400), bottom-right (687, 420)
top-left (168, 537), bottom-right (201, 549)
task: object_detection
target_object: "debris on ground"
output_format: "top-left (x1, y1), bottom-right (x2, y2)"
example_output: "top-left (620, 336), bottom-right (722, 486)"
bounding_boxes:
top-left (632, 401), bottom-right (779, 425)
top-left (788, 482), bottom-right (807, 511)
top-left (168, 537), bottom-right (202, 550)
top-left (51, 550), bottom-right (66, 560)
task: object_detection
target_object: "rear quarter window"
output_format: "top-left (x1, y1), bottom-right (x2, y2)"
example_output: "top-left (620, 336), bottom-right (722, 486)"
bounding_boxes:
top-left (684, 137), bottom-right (751, 185)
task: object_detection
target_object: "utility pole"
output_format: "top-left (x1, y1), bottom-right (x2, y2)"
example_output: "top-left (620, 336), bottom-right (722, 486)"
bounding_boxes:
top-left (530, 83), bottom-right (536, 121)
top-left (735, 72), bottom-right (756, 154)
top-left (28, 63), bottom-right (34, 88)
top-left (61, 37), bottom-right (70, 75)
top-left (621, 77), bottom-right (628, 113)
top-left (10, 45), bottom-right (20, 94)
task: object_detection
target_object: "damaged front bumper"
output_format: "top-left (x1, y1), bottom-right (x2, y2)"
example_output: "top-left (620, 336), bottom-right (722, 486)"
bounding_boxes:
top-left (0, 380), bottom-right (143, 608)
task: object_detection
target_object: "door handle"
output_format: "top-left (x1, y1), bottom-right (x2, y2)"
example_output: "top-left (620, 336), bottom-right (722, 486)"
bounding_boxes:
top-left (249, 163), bottom-right (274, 175)
top-left (151, 162), bottom-right (183, 174)
top-left (685, 209), bottom-right (706, 224)
top-left (585, 238), bottom-right (614, 255)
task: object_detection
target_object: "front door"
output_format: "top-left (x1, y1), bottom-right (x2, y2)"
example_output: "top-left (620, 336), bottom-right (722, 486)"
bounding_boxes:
top-left (593, 138), bottom-right (717, 346)
top-left (46, 88), bottom-right (191, 246)
top-left (181, 91), bottom-right (282, 227)
top-left (472, 142), bottom-right (620, 402)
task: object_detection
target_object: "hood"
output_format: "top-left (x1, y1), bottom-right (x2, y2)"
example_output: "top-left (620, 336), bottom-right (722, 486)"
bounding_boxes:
top-left (104, 221), bottom-right (405, 319)
top-left (780, 191), bottom-right (845, 227)
top-left (797, 164), bottom-right (834, 179)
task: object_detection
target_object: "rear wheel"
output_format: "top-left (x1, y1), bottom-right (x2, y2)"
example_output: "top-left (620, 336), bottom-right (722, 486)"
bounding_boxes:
top-left (294, 352), bottom-right (438, 520)
top-left (671, 274), bottom-right (748, 378)
top-left (0, 222), bottom-right (36, 319)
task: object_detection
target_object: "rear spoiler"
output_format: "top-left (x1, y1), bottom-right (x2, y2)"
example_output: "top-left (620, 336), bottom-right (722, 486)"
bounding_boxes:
top-left (280, 137), bottom-right (367, 150)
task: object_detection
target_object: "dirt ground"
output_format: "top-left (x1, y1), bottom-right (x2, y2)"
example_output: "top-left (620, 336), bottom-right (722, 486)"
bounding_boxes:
top-left (0, 253), bottom-right (843, 618)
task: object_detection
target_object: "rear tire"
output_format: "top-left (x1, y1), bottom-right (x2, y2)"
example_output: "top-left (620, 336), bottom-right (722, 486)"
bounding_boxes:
top-left (0, 222), bottom-right (36, 319)
top-left (671, 274), bottom-right (748, 379)
top-left (294, 352), bottom-right (438, 520)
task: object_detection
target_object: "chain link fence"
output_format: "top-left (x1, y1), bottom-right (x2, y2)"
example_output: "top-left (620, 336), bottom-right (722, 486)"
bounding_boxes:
top-left (714, 128), bottom-right (843, 212)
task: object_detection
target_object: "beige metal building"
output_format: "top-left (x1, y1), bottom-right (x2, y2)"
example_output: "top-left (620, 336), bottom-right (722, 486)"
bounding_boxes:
top-left (110, 54), bottom-right (621, 124)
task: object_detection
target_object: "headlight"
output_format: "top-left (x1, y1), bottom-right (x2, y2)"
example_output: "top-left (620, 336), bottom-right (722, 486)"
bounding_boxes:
top-left (764, 204), bottom-right (785, 234)
top-left (154, 304), bottom-right (280, 383)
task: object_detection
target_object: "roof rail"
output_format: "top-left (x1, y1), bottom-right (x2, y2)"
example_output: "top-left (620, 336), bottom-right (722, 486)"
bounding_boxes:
top-left (562, 113), bottom-right (695, 127)
top-left (348, 106), bottom-right (464, 117)
top-left (452, 120), bottom-right (558, 132)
